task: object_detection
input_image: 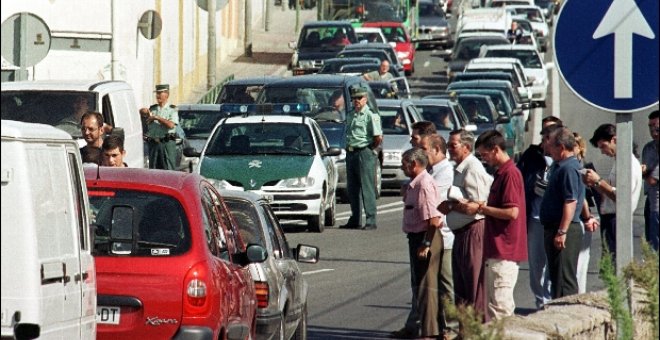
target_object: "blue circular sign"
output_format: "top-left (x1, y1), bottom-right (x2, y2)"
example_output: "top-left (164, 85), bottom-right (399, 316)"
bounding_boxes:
top-left (554, 0), bottom-right (659, 112)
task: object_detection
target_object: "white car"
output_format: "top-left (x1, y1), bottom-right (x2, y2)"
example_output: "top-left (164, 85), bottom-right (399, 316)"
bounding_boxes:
top-left (194, 114), bottom-right (341, 232)
top-left (507, 5), bottom-right (550, 52)
top-left (479, 44), bottom-right (548, 106)
top-left (355, 27), bottom-right (388, 44)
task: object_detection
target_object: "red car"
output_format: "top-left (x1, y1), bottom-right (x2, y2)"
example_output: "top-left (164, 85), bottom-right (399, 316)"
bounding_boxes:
top-left (363, 21), bottom-right (416, 75)
top-left (86, 167), bottom-right (266, 340)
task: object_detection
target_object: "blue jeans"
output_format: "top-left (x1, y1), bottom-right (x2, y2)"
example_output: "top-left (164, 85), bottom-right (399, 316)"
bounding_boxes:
top-left (527, 218), bottom-right (551, 308)
top-left (645, 197), bottom-right (659, 251)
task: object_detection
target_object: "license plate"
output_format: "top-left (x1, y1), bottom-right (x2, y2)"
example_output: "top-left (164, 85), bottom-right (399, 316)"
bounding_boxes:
top-left (97, 306), bottom-right (121, 325)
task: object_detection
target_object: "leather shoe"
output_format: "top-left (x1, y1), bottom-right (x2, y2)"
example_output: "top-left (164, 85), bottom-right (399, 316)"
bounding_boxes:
top-left (389, 327), bottom-right (418, 339)
top-left (339, 223), bottom-right (360, 229)
top-left (361, 224), bottom-right (377, 230)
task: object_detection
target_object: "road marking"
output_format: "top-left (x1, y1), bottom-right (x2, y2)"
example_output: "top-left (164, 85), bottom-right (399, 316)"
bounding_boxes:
top-left (335, 201), bottom-right (403, 217)
top-left (423, 60), bottom-right (430, 68)
top-left (303, 269), bottom-right (334, 276)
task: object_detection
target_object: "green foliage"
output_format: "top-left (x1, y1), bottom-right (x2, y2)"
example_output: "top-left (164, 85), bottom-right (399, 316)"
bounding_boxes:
top-left (599, 250), bottom-right (634, 339)
top-left (623, 242), bottom-right (659, 339)
top-left (443, 297), bottom-right (503, 340)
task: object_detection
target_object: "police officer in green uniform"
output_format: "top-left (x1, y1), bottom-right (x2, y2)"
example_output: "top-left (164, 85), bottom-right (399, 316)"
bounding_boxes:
top-left (340, 86), bottom-right (383, 230)
top-left (140, 84), bottom-right (179, 170)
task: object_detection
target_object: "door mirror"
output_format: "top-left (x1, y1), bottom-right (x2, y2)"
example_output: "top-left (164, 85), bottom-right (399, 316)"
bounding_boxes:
top-left (246, 244), bottom-right (268, 263)
top-left (288, 41), bottom-right (297, 49)
top-left (183, 146), bottom-right (201, 157)
top-left (295, 244), bottom-right (319, 263)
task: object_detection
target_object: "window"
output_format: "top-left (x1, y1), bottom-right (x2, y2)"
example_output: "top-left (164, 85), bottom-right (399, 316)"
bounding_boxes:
top-left (68, 152), bottom-right (88, 250)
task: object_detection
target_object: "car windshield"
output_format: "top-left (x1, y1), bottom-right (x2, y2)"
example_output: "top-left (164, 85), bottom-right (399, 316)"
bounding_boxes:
top-left (205, 123), bottom-right (315, 156)
top-left (512, 8), bottom-right (544, 23)
top-left (454, 39), bottom-right (505, 60)
top-left (178, 110), bottom-right (225, 139)
top-left (417, 105), bottom-right (457, 131)
top-left (318, 123), bottom-right (345, 148)
top-left (217, 84), bottom-right (263, 104)
top-left (379, 107), bottom-right (410, 135)
top-left (484, 50), bottom-right (542, 68)
top-left (223, 199), bottom-right (266, 247)
top-left (89, 190), bottom-right (191, 256)
top-left (457, 98), bottom-right (496, 124)
top-left (419, 2), bottom-right (445, 17)
top-left (322, 0), bottom-right (408, 22)
top-left (259, 86), bottom-right (347, 120)
top-left (298, 26), bottom-right (356, 50)
top-left (1, 91), bottom-right (98, 138)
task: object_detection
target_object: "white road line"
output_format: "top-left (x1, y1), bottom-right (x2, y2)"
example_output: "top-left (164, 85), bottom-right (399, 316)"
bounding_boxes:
top-left (302, 269), bottom-right (335, 276)
top-left (423, 60), bottom-right (430, 68)
top-left (335, 201), bottom-right (403, 217)
top-left (336, 206), bottom-right (403, 221)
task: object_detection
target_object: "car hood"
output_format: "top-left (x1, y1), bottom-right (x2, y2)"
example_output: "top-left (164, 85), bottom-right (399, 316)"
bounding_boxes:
top-left (199, 155), bottom-right (314, 190)
top-left (419, 17), bottom-right (448, 28)
top-left (448, 59), bottom-right (469, 72)
top-left (383, 134), bottom-right (412, 153)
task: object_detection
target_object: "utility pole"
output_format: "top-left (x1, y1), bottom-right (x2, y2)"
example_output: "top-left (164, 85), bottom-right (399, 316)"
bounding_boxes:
top-left (295, 0), bottom-right (300, 34)
top-left (207, 0), bottom-right (216, 89)
top-left (245, 0), bottom-right (253, 57)
top-left (265, 0), bottom-right (271, 32)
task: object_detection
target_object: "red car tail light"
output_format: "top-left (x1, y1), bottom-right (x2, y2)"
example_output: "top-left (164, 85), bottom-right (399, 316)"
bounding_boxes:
top-left (183, 262), bottom-right (210, 315)
top-left (255, 282), bottom-right (269, 309)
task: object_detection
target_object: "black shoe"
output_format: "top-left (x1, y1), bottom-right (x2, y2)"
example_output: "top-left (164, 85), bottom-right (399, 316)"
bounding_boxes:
top-left (339, 223), bottom-right (360, 229)
top-left (361, 224), bottom-right (377, 230)
top-left (389, 327), bottom-right (418, 339)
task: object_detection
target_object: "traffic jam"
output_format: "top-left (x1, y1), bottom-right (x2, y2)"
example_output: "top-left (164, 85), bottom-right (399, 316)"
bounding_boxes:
top-left (2, 0), bottom-right (569, 339)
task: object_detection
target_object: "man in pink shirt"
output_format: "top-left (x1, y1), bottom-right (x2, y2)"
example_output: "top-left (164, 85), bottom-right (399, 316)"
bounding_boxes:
top-left (396, 148), bottom-right (444, 339)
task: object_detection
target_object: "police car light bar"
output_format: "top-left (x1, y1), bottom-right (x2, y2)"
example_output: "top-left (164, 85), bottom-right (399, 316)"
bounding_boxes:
top-left (219, 103), bottom-right (312, 117)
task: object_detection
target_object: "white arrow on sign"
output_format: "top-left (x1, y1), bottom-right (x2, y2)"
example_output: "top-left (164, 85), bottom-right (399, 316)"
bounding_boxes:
top-left (593, 0), bottom-right (655, 99)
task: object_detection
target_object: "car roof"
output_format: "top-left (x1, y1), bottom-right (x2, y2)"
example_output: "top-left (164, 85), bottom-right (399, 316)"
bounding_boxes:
top-left (376, 98), bottom-right (413, 106)
top-left (483, 44), bottom-right (537, 51)
top-left (354, 27), bottom-right (383, 32)
top-left (222, 115), bottom-right (314, 125)
top-left (302, 21), bottom-right (354, 28)
top-left (219, 189), bottom-right (267, 205)
top-left (84, 167), bottom-right (198, 191)
top-left (177, 103), bottom-right (222, 111)
top-left (324, 57), bottom-right (381, 64)
top-left (1, 119), bottom-right (73, 140)
top-left (343, 43), bottom-right (394, 50)
top-left (263, 74), bottom-right (360, 88)
top-left (412, 98), bottom-right (453, 106)
top-left (1, 79), bottom-right (131, 92)
top-left (466, 63), bottom-right (515, 70)
top-left (363, 22), bottom-right (405, 28)
top-left (449, 79), bottom-right (514, 88)
top-left (224, 76), bottom-right (282, 86)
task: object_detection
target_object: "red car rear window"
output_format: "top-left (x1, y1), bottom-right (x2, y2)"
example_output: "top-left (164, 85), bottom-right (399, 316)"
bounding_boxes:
top-left (89, 190), bottom-right (191, 256)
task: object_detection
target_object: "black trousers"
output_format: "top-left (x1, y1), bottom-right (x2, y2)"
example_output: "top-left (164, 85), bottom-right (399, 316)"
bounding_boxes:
top-left (543, 221), bottom-right (582, 298)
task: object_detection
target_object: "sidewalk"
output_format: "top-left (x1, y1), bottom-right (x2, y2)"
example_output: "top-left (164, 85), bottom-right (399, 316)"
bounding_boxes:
top-left (189, 6), bottom-right (317, 103)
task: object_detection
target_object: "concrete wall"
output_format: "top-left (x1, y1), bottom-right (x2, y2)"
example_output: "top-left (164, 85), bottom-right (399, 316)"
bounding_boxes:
top-left (1, 0), bottom-right (266, 107)
top-left (493, 287), bottom-right (656, 339)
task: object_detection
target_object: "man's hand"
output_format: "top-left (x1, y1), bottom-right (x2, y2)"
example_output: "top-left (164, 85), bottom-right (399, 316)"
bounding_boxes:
top-left (582, 169), bottom-right (601, 187)
top-left (585, 218), bottom-right (599, 232)
top-left (417, 245), bottom-right (431, 259)
top-left (437, 201), bottom-right (452, 215)
top-left (139, 108), bottom-right (151, 118)
top-left (554, 234), bottom-right (566, 249)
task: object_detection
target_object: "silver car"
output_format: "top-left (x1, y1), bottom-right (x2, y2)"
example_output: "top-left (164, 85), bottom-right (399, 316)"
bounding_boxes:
top-left (221, 190), bottom-right (319, 340)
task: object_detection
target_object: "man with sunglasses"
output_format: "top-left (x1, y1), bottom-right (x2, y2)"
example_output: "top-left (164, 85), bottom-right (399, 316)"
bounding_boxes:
top-left (340, 86), bottom-right (383, 230)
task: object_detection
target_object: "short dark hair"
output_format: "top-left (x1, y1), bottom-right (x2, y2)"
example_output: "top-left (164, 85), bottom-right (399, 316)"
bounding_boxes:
top-left (540, 123), bottom-right (563, 136)
top-left (411, 121), bottom-right (437, 135)
top-left (80, 111), bottom-right (104, 127)
top-left (423, 134), bottom-right (447, 154)
top-left (542, 115), bottom-right (562, 125)
top-left (102, 134), bottom-right (124, 152)
top-left (589, 123), bottom-right (616, 147)
top-left (649, 110), bottom-right (659, 120)
top-left (81, 147), bottom-right (101, 164)
top-left (475, 129), bottom-right (506, 152)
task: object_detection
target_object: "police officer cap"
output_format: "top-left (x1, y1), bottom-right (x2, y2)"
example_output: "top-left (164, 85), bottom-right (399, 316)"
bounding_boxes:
top-left (350, 86), bottom-right (368, 98)
top-left (155, 84), bottom-right (170, 92)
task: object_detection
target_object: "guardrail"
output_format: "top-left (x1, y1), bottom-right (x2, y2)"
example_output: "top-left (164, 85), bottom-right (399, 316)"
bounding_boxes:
top-left (197, 74), bottom-right (235, 104)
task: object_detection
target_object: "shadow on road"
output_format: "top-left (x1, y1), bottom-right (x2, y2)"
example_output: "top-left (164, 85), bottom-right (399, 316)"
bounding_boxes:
top-left (308, 325), bottom-right (393, 340)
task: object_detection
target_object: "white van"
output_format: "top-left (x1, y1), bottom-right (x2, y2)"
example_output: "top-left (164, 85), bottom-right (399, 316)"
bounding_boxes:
top-left (1, 120), bottom-right (96, 340)
top-left (1, 80), bottom-right (145, 168)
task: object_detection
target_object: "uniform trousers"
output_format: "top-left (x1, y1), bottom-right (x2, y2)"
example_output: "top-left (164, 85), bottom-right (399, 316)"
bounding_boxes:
top-left (148, 140), bottom-right (177, 170)
top-left (345, 147), bottom-right (378, 226)
top-left (452, 219), bottom-right (487, 320)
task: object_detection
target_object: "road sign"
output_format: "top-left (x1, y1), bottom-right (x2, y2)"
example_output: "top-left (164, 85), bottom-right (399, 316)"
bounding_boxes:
top-left (554, 0), bottom-right (659, 112)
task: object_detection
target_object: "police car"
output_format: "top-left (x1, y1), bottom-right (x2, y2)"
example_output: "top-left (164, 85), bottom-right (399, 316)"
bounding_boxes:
top-left (193, 105), bottom-right (341, 232)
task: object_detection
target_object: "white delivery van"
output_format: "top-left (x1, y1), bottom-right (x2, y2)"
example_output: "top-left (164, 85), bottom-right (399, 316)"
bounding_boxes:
top-left (1, 120), bottom-right (96, 340)
top-left (1, 80), bottom-right (145, 168)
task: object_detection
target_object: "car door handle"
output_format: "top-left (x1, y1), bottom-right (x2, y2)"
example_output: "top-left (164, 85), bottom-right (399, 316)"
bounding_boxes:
top-left (74, 271), bottom-right (89, 282)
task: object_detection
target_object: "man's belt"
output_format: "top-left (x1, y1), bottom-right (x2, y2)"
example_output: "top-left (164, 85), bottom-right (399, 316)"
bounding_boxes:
top-left (145, 133), bottom-right (177, 143)
top-left (346, 145), bottom-right (368, 152)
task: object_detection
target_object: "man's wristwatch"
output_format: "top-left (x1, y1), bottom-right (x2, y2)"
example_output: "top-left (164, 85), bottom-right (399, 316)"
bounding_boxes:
top-left (423, 240), bottom-right (431, 247)
top-left (556, 229), bottom-right (568, 236)
top-left (594, 178), bottom-right (603, 188)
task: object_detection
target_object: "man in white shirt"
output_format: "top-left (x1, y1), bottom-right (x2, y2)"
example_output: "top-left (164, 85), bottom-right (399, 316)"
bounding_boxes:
top-left (582, 124), bottom-right (643, 262)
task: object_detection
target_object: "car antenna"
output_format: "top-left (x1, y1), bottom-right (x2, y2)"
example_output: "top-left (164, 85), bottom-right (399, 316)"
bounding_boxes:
top-left (95, 157), bottom-right (101, 180)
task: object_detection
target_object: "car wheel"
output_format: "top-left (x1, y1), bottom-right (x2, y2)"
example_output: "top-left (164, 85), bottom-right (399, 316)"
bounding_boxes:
top-left (324, 196), bottom-right (336, 226)
top-left (292, 304), bottom-right (308, 340)
top-left (308, 202), bottom-right (325, 233)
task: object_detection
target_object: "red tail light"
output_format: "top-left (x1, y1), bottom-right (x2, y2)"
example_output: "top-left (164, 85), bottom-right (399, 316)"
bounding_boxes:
top-left (255, 282), bottom-right (269, 309)
top-left (183, 262), bottom-right (210, 316)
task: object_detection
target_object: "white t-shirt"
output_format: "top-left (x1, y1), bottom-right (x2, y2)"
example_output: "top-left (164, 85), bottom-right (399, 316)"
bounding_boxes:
top-left (600, 155), bottom-right (643, 215)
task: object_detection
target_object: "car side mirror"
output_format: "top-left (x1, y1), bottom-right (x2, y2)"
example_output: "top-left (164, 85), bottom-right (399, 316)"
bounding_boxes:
top-left (294, 244), bottom-right (319, 263)
top-left (496, 115), bottom-right (511, 124)
top-left (512, 108), bottom-right (525, 116)
top-left (288, 41), bottom-right (297, 50)
top-left (323, 147), bottom-right (342, 157)
top-left (183, 147), bottom-right (200, 157)
top-left (246, 244), bottom-right (268, 263)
